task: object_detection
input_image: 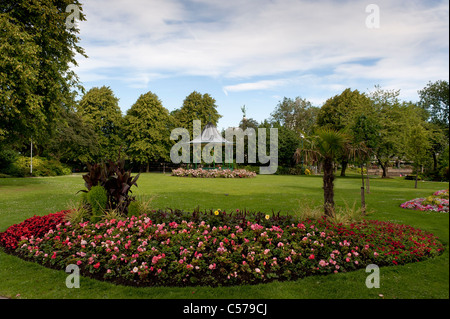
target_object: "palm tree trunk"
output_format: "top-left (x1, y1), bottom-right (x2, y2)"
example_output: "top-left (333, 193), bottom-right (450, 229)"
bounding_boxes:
top-left (340, 159), bottom-right (348, 177)
top-left (323, 157), bottom-right (335, 218)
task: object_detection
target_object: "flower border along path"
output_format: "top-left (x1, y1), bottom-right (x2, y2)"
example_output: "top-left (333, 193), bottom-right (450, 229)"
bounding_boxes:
top-left (0, 209), bottom-right (444, 287)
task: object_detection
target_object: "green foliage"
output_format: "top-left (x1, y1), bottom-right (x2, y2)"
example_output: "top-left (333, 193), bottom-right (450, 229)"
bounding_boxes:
top-left (0, 148), bottom-right (18, 171)
top-left (0, 1), bottom-right (86, 148)
top-left (87, 186), bottom-right (108, 223)
top-left (2, 156), bottom-right (71, 177)
top-left (77, 86), bottom-right (123, 161)
top-left (172, 91), bottom-right (222, 136)
top-left (418, 80), bottom-right (449, 131)
top-left (367, 87), bottom-right (419, 177)
top-left (127, 201), bottom-right (140, 216)
top-left (47, 108), bottom-right (99, 165)
top-left (270, 97), bottom-right (319, 136)
top-left (317, 88), bottom-right (372, 131)
top-left (123, 91), bottom-right (173, 167)
top-left (274, 124), bottom-right (300, 167)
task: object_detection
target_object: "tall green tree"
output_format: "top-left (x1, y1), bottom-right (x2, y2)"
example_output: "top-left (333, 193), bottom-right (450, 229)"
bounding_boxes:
top-left (368, 87), bottom-right (426, 178)
top-left (46, 108), bottom-right (99, 166)
top-left (403, 124), bottom-right (432, 188)
top-left (77, 86), bottom-right (123, 162)
top-left (270, 97), bottom-right (319, 136)
top-left (418, 80), bottom-right (449, 132)
top-left (317, 88), bottom-right (372, 176)
top-left (123, 92), bottom-right (173, 172)
top-left (172, 91), bottom-right (222, 137)
top-left (367, 87), bottom-right (400, 178)
top-left (0, 1), bottom-right (86, 148)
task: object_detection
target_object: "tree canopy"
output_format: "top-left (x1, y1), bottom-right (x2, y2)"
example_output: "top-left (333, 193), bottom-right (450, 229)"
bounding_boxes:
top-left (172, 91), bottom-right (222, 137)
top-left (77, 86), bottom-right (123, 162)
top-left (0, 1), bottom-right (86, 148)
top-left (123, 91), bottom-right (173, 171)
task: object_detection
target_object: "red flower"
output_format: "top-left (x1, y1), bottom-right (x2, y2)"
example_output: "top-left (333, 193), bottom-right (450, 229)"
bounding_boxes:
top-left (94, 262), bottom-right (101, 269)
top-left (309, 254), bottom-right (315, 259)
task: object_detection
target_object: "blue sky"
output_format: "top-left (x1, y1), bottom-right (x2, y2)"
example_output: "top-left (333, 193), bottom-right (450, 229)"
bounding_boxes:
top-left (73, 0), bottom-right (449, 131)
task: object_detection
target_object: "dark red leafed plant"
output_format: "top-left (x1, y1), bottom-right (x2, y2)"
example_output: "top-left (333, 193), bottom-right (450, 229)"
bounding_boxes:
top-left (79, 159), bottom-right (140, 216)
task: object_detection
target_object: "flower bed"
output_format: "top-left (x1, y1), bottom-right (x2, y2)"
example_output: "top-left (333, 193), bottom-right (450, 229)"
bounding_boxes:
top-left (400, 189), bottom-right (449, 213)
top-left (171, 168), bottom-right (256, 178)
top-left (0, 209), bottom-right (444, 287)
top-left (0, 211), bottom-right (68, 251)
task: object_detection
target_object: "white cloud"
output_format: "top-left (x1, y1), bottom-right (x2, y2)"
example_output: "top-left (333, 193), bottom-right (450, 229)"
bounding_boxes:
top-left (74, 0), bottom-right (449, 105)
top-left (223, 79), bottom-right (289, 94)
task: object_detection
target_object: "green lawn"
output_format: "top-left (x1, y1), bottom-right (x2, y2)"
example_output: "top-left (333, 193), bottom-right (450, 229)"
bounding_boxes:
top-left (0, 173), bottom-right (448, 299)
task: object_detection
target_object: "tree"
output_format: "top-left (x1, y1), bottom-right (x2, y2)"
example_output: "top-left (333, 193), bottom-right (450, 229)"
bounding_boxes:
top-left (77, 86), bottom-right (123, 161)
top-left (351, 113), bottom-right (381, 192)
top-left (123, 92), bottom-right (173, 172)
top-left (418, 80), bottom-right (449, 132)
top-left (0, 1), bottom-right (86, 148)
top-left (295, 128), bottom-right (350, 217)
top-left (403, 124), bottom-right (431, 188)
top-left (270, 97), bottom-right (319, 136)
top-left (418, 80), bottom-right (449, 180)
top-left (46, 108), bottom-right (99, 166)
top-left (368, 87), bottom-right (409, 178)
top-left (172, 91), bottom-right (222, 137)
top-left (317, 88), bottom-right (372, 176)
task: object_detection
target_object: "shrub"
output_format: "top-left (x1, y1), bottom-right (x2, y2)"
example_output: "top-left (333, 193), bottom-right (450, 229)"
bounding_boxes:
top-left (87, 185), bottom-right (108, 223)
top-left (80, 159), bottom-right (140, 216)
top-left (3, 156), bottom-right (71, 177)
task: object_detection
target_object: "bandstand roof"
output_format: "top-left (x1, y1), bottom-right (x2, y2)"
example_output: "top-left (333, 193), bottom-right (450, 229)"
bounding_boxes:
top-left (186, 122), bottom-right (234, 144)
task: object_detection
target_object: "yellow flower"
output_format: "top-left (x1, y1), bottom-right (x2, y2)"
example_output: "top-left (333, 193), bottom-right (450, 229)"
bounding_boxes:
top-left (214, 210), bottom-right (219, 216)
top-left (265, 214), bottom-right (270, 220)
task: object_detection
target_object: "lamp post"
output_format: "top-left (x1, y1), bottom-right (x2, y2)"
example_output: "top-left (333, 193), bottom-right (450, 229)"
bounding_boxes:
top-left (299, 133), bottom-right (304, 168)
top-left (30, 137), bottom-right (33, 175)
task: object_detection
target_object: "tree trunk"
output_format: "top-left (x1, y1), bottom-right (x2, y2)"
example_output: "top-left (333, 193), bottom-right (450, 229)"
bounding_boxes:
top-left (432, 152), bottom-right (438, 171)
top-left (415, 165), bottom-right (419, 189)
top-left (366, 161), bottom-right (370, 194)
top-left (146, 162), bottom-right (150, 173)
top-left (340, 160), bottom-right (348, 177)
top-left (323, 157), bottom-right (335, 218)
top-left (378, 159), bottom-right (388, 178)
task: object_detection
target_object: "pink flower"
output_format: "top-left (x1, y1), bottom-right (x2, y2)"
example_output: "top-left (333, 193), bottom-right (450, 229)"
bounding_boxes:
top-left (93, 262), bottom-right (100, 269)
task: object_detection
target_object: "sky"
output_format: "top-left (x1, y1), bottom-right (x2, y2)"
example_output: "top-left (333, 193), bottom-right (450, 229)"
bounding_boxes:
top-left (72, 0), bottom-right (449, 131)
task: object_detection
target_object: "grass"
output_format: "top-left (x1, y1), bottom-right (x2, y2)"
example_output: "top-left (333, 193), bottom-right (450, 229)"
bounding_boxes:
top-left (0, 172), bottom-right (448, 299)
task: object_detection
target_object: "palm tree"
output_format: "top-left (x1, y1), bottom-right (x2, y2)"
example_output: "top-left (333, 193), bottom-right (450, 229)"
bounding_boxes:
top-left (294, 128), bottom-right (350, 218)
